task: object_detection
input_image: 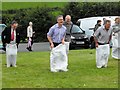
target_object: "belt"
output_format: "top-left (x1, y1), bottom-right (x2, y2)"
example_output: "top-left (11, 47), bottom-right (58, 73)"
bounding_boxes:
top-left (53, 42), bottom-right (62, 44)
top-left (98, 42), bottom-right (108, 45)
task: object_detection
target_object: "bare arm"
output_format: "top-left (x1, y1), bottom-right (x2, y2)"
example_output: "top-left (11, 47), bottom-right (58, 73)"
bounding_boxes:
top-left (108, 35), bottom-right (112, 44)
top-left (47, 36), bottom-right (54, 48)
top-left (61, 37), bottom-right (65, 44)
top-left (94, 28), bottom-right (100, 48)
top-left (94, 36), bottom-right (98, 47)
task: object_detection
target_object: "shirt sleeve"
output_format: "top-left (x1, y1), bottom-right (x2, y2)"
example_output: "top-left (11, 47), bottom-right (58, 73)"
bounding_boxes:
top-left (94, 28), bottom-right (100, 38)
top-left (47, 26), bottom-right (54, 37)
top-left (110, 27), bottom-right (113, 35)
top-left (63, 27), bottom-right (67, 38)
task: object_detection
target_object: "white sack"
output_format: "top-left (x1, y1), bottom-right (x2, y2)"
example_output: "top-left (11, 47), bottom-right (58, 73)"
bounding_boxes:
top-left (96, 44), bottom-right (110, 68)
top-left (112, 33), bottom-right (120, 59)
top-left (6, 44), bottom-right (17, 55)
top-left (50, 44), bottom-right (68, 72)
top-left (6, 44), bottom-right (17, 67)
top-left (64, 42), bottom-right (70, 54)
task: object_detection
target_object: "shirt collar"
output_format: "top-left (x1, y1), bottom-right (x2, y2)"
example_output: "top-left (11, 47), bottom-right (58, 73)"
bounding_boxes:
top-left (103, 25), bottom-right (107, 31)
top-left (56, 23), bottom-right (63, 28)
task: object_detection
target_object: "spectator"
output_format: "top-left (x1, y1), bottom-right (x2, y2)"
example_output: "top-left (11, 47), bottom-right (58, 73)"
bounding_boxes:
top-left (63, 15), bottom-right (73, 42)
top-left (26, 22), bottom-right (35, 51)
top-left (90, 20), bottom-right (102, 49)
top-left (94, 20), bottom-right (102, 32)
top-left (103, 18), bottom-right (106, 25)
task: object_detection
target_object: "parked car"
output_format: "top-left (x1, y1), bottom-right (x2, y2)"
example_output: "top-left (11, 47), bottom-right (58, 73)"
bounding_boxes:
top-left (77, 16), bottom-right (118, 48)
top-left (0, 24), bottom-right (7, 49)
top-left (65, 24), bottom-right (89, 49)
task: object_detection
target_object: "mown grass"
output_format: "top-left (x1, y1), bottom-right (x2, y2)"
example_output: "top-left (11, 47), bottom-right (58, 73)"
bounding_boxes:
top-left (2, 49), bottom-right (118, 88)
top-left (2, 2), bottom-right (67, 10)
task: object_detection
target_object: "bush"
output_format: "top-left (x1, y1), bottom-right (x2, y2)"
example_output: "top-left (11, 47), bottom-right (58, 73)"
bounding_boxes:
top-left (2, 7), bottom-right (63, 42)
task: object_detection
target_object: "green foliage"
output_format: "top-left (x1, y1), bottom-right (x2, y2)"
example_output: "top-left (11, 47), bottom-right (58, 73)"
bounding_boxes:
top-left (2, 2), bottom-right (67, 10)
top-left (63, 2), bottom-right (120, 23)
top-left (2, 7), bottom-right (62, 42)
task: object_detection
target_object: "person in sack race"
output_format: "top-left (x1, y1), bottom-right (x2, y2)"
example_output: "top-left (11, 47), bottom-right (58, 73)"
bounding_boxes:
top-left (2, 21), bottom-right (20, 67)
top-left (94, 20), bottom-right (113, 68)
top-left (63, 15), bottom-right (73, 53)
top-left (112, 17), bottom-right (120, 59)
top-left (26, 22), bottom-right (35, 51)
top-left (47, 15), bottom-right (68, 72)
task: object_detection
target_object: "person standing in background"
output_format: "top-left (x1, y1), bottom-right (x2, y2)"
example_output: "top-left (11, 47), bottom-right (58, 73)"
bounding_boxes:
top-left (90, 20), bottom-right (102, 49)
top-left (26, 22), bottom-right (35, 51)
top-left (63, 15), bottom-right (73, 42)
top-left (103, 18), bottom-right (106, 25)
top-left (94, 20), bottom-right (102, 32)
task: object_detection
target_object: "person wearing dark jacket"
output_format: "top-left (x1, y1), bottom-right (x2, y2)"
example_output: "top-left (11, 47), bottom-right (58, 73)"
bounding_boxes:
top-left (2, 21), bottom-right (20, 67)
top-left (94, 20), bottom-right (102, 32)
top-left (90, 20), bottom-right (102, 49)
top-left (1, 21), bottom-right (20, 51)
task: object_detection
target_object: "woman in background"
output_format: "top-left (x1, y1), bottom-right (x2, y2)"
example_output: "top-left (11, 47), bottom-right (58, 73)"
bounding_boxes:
top-left (26, 22), bottom-right (35, 51)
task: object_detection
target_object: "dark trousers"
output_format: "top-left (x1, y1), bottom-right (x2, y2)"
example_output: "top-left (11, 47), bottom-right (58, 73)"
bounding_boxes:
top-left (52, 42), bottom-right (61, 47)
top-left (2, 42), bottom-right (6, 51)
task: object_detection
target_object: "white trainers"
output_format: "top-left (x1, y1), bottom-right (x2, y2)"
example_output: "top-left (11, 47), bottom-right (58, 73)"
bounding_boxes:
top-left (60, 69), bottom-right (68, 72)
top-left (51, 69), bottom-right (58, 72)
top-left (13, 65), bottom-right (17, 67)
top-left (102, 65), bottom-right (107, 68)
top-left (7, 66), bottom-right (10, 68)
top-left (97, 66), bottom-right (102, 68)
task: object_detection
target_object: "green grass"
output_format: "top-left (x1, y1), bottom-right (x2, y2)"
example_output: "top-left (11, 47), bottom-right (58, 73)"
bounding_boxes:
top-left (2, 49), bottom-right (118, 88)
top-left (2, 2), bottom-right (67, 10)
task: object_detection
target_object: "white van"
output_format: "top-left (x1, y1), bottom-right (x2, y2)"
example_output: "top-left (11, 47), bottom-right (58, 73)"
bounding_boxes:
top-left (77, 16), bottom-right (118, 48)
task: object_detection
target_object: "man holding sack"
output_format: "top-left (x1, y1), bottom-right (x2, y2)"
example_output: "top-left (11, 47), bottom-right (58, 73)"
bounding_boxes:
top-left (112, 17), bottom-right (120, 59)
top-left (2, 21), bottom-right (20, 67)
top-left (94, 20), bottom-right (112, 68)
top-left (47, 15), bottom-right (68, 72)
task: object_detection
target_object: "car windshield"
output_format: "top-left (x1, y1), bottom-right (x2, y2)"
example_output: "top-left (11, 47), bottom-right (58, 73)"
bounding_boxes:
top-left (71, 25), bottom-right (83, 33)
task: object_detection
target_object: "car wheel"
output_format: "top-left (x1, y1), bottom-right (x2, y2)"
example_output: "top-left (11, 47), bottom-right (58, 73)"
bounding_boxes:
top-left (69, 44), bottom-right (75, 50)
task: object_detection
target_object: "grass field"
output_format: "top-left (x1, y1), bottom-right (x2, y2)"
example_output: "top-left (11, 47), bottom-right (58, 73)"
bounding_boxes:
top-left (1, 49), bottom-right (118, 88)
top-left (2, 2), bottom-right (67, 10)
top-left (1, 2), bottom-right (119, 88)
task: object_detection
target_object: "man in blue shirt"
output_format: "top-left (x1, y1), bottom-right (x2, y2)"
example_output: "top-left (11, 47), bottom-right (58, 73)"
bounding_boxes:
top-left (47, 15), bottom-right (68, 72)
top-left (47, 15), bottom-right (66, 48)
